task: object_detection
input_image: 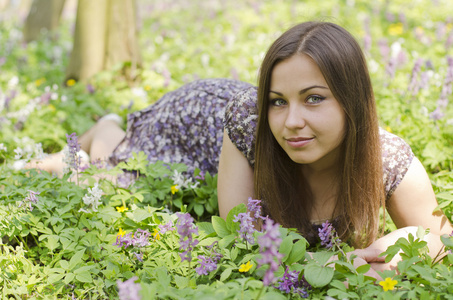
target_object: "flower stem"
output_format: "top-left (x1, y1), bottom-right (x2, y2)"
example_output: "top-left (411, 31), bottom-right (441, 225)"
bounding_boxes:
top-left (255, 285), bottom-right (265, 300)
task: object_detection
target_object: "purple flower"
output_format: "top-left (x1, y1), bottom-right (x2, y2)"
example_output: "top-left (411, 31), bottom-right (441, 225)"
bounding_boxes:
top-left (86, 84), bottom-right (95, 94)
top-left (175, 213), bottom-right (199, 262)
top-left (234, 212), bottom-right (255, 244)
top-left (117, 276), bottom-right (141, 300)
top-left (158, 220), bottom-right (175, 234)
top-left (318, 221), bottom-right (341, 250)
top-left (19, 190), bottom-right (39, 211)
top-left (114, 229), bottom-right (152, 249)
top-left (133, 252), bottom-right (144, 262)
top-left (247, 197), bottom-right (265, 220)
top-left (195, 255), bottom-right (218, 275)
top-left (257, 219), bottom-right (283, 286)
top-left (132, 229), bottom-right (152, 247)
top-left (64, 132), bottom-right (81, 171)
top-left (195, 241), bottom-right (223, 276)
top-left (408, 58), bottom-right (423, 95)
top-left (195, 171), bottom-right (205, 181)
top-left (275, 266), bottom-right (311, 298)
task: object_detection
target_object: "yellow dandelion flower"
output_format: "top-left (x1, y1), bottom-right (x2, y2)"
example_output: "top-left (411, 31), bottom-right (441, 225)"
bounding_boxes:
top-left (171, 184), bottom-right (179, 194)
top-left (66, 79), bottom-right (76, 87)
top-left (48, 104), bottom-right (56, 112)
top-left (116, 206), bottom-right (128, 213)
top-left (152, 228), bottom-right (161, 240)
top-left (239, 261), bottom-right (253, 273)
top-left (35, 78), bottom-right (46, 87)
top-left (117, 228), bottom-right (126, 237)
top-left (388, 23), bottom-right (404, 36)
top-left (144, 85), bottom-right (152, 91)
top-left (379, 277), bottom-right (398, 291)
top-left (385, 126), bottom-right (392, 133)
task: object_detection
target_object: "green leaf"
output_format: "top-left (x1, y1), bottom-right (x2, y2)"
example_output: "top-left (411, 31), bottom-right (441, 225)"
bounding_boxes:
top-left (132, 208), bottom-right (154, 222)
top-left (212, 216), bottom-right (230, 238)
top-left (225, 203), bottom-right (247, 232)
top-left (304, 262), bottom-right (334, 288)
top-left (219, 234), bottom-right (236, 249)
top-left (194, 203), bottom-right (204, 216)
top-left (285, 239), bottom-right (307, 265)
top-left (59, 260), bottom-right (69, 270)
top-left (197, 222), bottom-right (215, 235)
top-left (75, 271), bottom-right (93, 283)
top-left (174, 275), bottom-right (189, 289)
top-left (64, 273), bottom-right (75, 284)
top-left (356, 264), bottom-right (371, 274)
top-left (47, 273), bottom-right (65, 284)
top-left (220, 268), bottom-right (233, 282)
top-left (69, 249), bottom-right (85, 270)
top-left (441, 234), bottom-right (453, 247)
top-left (278, 236), bottom-right (293, 263)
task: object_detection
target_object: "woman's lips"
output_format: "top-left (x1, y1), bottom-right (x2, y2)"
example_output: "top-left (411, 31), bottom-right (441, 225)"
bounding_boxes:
top-left (285, 137), bottom-right (314, 148)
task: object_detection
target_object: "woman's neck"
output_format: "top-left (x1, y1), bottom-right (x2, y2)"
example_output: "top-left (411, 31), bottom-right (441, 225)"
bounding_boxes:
top-left (300, 164), bottom-right (341, 221)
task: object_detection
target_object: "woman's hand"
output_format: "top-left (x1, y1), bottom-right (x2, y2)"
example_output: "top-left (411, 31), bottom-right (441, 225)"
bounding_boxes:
top-left (348, 248), bottom-right (386, 281)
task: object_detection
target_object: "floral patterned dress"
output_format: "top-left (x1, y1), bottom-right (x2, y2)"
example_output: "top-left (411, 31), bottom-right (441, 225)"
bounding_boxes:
top-left (109, 78), bottom-right (253, 175)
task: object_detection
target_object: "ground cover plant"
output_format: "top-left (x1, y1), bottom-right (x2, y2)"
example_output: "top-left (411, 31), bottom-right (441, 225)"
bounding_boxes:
top-left (1, 0), bottom-right (453, 298)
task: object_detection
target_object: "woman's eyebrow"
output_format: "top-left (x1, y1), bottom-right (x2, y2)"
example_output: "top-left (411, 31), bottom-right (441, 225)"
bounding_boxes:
top-left (269, 85), bottom-right (328, 96)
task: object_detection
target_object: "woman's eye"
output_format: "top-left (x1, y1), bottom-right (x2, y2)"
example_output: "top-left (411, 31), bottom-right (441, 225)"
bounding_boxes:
top-left (270, 98), bottom-right (287, 106)
top-left (306, 95), bottom-right (325, 104)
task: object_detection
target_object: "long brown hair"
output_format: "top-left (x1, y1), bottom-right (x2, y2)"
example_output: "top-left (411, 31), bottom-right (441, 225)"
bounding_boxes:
top-left (254, 21), bottom-right (384, 247)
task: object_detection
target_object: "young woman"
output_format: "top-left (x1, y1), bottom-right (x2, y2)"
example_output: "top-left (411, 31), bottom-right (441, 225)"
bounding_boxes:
top-left (217, 21), bottom-right (452, 273)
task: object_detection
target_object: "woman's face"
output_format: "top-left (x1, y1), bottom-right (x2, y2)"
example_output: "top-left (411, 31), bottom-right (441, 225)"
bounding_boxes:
top-left (268, 54), bottom-right (347, 171)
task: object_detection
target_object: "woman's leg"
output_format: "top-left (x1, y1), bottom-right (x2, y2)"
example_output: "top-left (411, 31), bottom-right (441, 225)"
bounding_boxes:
top-left (25, 119), bottom-right (125, 175)
top-left (84, 119), bottom-right (126, 163)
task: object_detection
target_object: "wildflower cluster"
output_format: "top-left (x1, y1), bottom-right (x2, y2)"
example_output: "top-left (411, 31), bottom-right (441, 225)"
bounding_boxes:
top-left (195, 241), bottom-right (223, 276)
top-left (318, 221), bottom-right (341, 250)
top-left (117, 276), bottom-right (142, 300)
top-left (158, 220), bottom-right (176, 234)
top-left (257, 218), bottom-right (283, 286)
top-left (175, 212), bottom-right (199, 262)
top-left (114, 229), bottom-right (152, 249)
top-left (172, 170), bottom-right (199, 190)
top-left (233, 197), bottom-right (266, 245)
top-left (275, 266), bottom-right (311, 298)
top-left (79, 183), bottom-right (103, 212)
top-left (63, 132), bottom-right (81, 173)
top-left (18, 190), bottom-right (39, 211)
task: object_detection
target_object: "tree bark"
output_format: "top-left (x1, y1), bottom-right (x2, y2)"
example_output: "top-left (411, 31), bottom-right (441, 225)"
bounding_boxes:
top-left (23, 0), bottom-right (66, 43)
top-left (65, 0), bottom-right (141, 82)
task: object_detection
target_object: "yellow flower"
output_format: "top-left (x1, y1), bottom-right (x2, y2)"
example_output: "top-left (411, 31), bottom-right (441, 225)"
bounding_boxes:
top-left (48, 104), bottom-right (56, 112)
top-left (35, 77), bottom-right (46, 87)
top-left (152, 228), bottom-right (161, 240)
top-left (239, 261), bottom-right (253, 273)
top-left (66, 79), bottom-right (76, 86)
top-left (379, 277), bottom-right (398, 291)
top-left (171, 185), bottom-right (179, 194)
top-left (117, 228), bottom-right (126, 237)
top-left (144, 85), bottom-right (152, 91)
top-left (116, 206), bottom-right (128, 213)
top-left (388, 23), bottom-right (404, 36)
top-left (385, 126), bottom-right (392, 133)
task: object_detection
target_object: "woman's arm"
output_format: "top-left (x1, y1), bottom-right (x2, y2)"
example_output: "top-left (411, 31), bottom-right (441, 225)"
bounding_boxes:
top-left (217, 130), bottom-right (254, 220)
top-left (366, 157), bottom-right (453, 271)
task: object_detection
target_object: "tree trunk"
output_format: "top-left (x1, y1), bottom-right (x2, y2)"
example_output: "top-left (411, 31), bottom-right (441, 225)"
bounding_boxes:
top-left (23, 0), bottom-right (66, 43)
top-left (65, 0), bottom-right (141, 82)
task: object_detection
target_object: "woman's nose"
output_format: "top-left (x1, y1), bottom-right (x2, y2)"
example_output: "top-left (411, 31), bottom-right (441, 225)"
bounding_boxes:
top-left (284, 104), bottom-right (306, 130)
